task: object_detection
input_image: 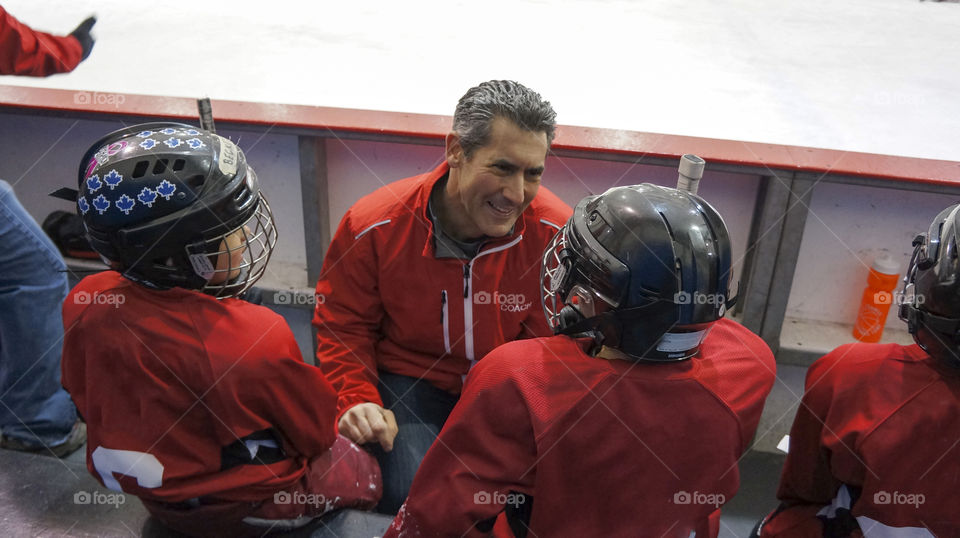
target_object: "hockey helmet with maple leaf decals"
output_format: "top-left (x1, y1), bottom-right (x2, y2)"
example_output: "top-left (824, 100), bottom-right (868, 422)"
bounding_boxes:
top-left (76, 122), bottom-right (276, 298)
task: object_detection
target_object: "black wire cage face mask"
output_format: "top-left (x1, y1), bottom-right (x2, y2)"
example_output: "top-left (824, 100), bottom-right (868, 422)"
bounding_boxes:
top-left (184, 194), bottom-right (278, 299)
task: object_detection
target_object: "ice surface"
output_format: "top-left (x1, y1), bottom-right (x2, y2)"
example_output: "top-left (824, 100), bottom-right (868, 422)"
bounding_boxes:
top-left (2, 0), bottom-right (958, 161)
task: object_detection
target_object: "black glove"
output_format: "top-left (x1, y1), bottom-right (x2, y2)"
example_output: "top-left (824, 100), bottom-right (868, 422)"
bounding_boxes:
top-left (70, 16), bottom-right (97, 61)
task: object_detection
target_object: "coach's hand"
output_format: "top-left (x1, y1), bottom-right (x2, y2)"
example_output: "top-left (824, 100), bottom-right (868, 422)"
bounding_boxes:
top-left (339, 402), bottom-right (399, 452)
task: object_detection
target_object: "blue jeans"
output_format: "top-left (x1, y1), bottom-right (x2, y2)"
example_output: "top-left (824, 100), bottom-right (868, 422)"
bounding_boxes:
top-left (0, 180), bottom-right (77, 447)
top-left (372, 371), bottom-right (458, 514)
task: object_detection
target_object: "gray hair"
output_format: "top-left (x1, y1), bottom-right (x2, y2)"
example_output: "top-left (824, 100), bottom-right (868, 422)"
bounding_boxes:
top-left (452, 80), bottom-right (557, 159)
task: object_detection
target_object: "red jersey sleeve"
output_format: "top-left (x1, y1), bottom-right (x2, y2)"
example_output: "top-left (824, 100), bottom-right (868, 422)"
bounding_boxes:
top-left (385, 350), bottom-right (537, 537)
top-left (237, 348), bottom-right (339, 458)
top-left (199, 302), bottom-right (340, 459)
top-left (775, 347), bottom-right (847, 507)
top-left (0, 7), bottom-right (82, 76)
top-left (312, 210), bottom-right (386, 420)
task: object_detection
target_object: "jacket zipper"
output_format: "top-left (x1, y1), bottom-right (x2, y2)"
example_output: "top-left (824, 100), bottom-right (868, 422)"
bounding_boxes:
top-left (441, 290), bottom-right (451, 355)
top-left (462, 263), bottom-right (474, 383)
top-left (461, 235), bottom-right (525, 382)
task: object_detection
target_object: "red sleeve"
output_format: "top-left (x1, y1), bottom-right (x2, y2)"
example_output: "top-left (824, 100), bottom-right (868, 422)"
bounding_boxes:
top-left (385, 351), bottom-right (537, 537)
top-left (255, 355), bottom-right (339, 458)
top-left (775, 348), bottom-right (846, 507)
top-left (0, 7), bottom-right (83, 76)
top-left (312, 211), bottom-right (385, 421)
top-left (217, 318), bottom-right (339, 458)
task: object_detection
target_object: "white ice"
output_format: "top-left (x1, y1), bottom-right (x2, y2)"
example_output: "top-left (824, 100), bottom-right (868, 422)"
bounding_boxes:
top-left (1, 0), bottom-right (958, 162)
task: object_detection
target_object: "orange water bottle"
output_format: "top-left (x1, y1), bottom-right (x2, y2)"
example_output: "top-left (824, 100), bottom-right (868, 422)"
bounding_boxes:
top-left (852, 254), bottom-right (902, 342)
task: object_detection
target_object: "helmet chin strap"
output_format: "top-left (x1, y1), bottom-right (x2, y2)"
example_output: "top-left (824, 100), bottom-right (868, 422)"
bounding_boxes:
top-left (556, 305), bottom-right (584, 332)
top-left (557, 306), bottom-right (612, 357)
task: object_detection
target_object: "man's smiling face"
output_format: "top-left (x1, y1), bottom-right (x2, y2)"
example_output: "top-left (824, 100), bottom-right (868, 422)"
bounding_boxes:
top-left (443, 116), bottom-right (549, 241)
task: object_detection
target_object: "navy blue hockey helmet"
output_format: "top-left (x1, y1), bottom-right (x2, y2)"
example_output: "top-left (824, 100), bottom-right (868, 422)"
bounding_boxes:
top-left (900, 204), bottom-right (960, 366)
top-left (541, 184), bottom-right (733, 361)
top-left (76, 122), bottom-right (277, 298)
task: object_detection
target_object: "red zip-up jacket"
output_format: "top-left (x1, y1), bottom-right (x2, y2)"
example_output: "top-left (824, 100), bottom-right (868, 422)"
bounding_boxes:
top-left (312, 161), bottom-right (572, 420)
top-left (0, 7), bottom-right (82, 76)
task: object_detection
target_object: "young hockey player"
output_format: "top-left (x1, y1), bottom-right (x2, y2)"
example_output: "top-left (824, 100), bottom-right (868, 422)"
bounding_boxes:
top-left (755, 204), bottom-right (960, 538)
top-left (386, 184), bottom-right (776, 537)
top-left (61, 123), bottom-right (380, 537)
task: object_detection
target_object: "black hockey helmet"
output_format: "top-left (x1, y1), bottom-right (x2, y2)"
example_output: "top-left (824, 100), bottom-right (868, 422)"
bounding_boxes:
top-left (76, 122), bottom-right (277, 298)
top-left (899, 204), bottom-right (960, 366)
top-left (541, 184), bottom-right (733, 361)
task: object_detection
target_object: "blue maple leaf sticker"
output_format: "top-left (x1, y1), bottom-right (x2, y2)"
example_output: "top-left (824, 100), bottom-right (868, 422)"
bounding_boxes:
top-left (183, 129), bottom-right (200, 136)
top-left (103, 170), bottom-right (123, 190)
top-left (186, 138), bottom-right (205, 149)
top-left (137, 187), bottom-right (158, 207)
top-left (92, 194), bottom-right (110, 214)
top-left (86, 175), bottom-right (102, 193)
top-left (136, 130), bottom-right (154, 138)
top-left (139, 139), bottom-right (157, 150)
top-left (164, 138), bottom-right (182, 148)
top-left (116, 194), bottom-right (136, 215)
top-left (160, 128), bottom-right (177, 135)
top-left (77, 197), bottom-right (90, 215)
top-left (157, 179), bottom-right (177, 200)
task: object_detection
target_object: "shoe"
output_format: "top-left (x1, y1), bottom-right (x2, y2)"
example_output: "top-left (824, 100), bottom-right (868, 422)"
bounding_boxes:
top-left (0, 420), bottom-right (86, 458)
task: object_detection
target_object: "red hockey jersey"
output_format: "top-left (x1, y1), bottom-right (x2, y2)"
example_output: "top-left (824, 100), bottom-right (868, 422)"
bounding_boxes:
top-left (312, 161), bottom-right (572, 420)
top-left (384, 318), bottom-right (776, 538)
top-left (760, 343), bottom-right (960, 537)
top-left (62, 271), bottom-right (339, 503)
top-left (0, 6), bottom-right (82, 76)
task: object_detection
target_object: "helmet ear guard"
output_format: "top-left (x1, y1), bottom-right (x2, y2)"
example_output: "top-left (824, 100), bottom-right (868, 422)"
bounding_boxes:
top-left (899, 234), bottom-right (927, 331)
